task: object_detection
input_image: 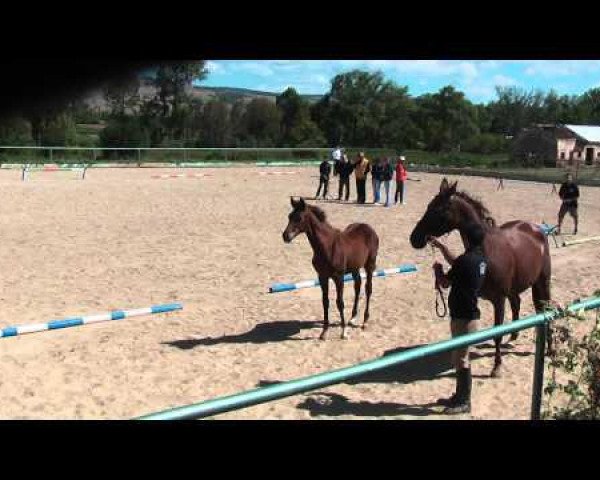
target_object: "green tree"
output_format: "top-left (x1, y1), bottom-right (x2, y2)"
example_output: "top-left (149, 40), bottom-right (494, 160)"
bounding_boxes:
top-left (415, 86), bottom-right (478, 151)
top-left (240, 98), bottom-right (281, 146)
top-left (276, 87), bottom-right (325, 146)
top-left (198, 100), bottom-right (231, 147)
top-left (103, 73), bottom-right (141, 118)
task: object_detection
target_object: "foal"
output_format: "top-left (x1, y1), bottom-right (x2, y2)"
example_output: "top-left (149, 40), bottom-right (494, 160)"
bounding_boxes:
top-left (282, 197), bottom-right (379, 339)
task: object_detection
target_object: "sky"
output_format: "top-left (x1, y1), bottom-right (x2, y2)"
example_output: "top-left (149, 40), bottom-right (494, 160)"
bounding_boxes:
top-left (200, 60), bottom-right (600, 103)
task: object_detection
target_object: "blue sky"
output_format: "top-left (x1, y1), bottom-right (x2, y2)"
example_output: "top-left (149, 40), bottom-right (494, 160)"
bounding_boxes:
top-left (200, 60), bottom-right (600, 103)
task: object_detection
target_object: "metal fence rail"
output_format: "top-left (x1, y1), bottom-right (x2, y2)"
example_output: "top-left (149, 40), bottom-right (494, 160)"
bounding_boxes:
top-left (136, 295), bottom-right (600, 421)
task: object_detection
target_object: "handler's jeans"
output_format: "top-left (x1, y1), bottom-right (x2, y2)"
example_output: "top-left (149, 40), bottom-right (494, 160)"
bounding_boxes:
top-left (450, 318), bottom-right (480, 369)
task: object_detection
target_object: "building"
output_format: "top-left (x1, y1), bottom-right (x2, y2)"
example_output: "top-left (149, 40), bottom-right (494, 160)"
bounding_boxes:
top-left (512, 124), bottom-right (600, 167)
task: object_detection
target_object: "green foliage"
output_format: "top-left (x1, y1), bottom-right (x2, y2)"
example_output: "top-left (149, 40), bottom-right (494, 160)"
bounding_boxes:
top-left (543, 302), bottom-right (600, 420)
top-left (462, 133), bottom-right (508, 154)
top-left (99, 117), bottom-right (150, 148)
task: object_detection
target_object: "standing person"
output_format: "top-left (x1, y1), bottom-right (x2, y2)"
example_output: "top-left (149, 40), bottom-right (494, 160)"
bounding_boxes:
top-left (394, 156), bottom-right (408, 205)
top-left (336, 154), bottom-right (353, 201)
top-left (331, 145), bottom-right (342, 168)
top-left (381, 157), bottom-right (394, 207)
top-left (557, 172), bottom-right (580, 235)
top-left (353, 152), bottom-right (370, 204)
top-left (429, 222), bottom-right (488, 415)
top-left (315, 158), bottom-right (331, 199)
top-left (371, 158), bottom-right (383, 203)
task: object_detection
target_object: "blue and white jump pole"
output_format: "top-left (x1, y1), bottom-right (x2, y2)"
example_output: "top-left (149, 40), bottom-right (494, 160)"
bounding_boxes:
top-left (269, 264), bottom-right (418, 293)
top-left (0, 303), bottom-right (183, 339)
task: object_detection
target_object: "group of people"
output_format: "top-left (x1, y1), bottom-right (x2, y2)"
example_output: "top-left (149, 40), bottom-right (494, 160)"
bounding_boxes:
top-left (316, 147), bottom-right (408, 207)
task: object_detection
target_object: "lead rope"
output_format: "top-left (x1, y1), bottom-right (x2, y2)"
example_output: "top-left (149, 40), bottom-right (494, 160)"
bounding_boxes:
top-left (431, 244), bottom-right (448, 319)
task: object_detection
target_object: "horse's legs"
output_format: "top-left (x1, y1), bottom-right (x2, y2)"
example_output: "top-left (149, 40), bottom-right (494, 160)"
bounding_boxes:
top-left (349, 270), bottom-right (361, 327)
top-left (532, 259), bottom-right (553, 354)
top-left (509, 295), bottom-right (521, 342)
top-left (318, 275), bottom-right (330, 340)
top-left (333, 276), bottom-right (347, 339)
top-left (491, 298), bottom-right (506, 378)
top-left (363, 260), bottom-right (375, 330)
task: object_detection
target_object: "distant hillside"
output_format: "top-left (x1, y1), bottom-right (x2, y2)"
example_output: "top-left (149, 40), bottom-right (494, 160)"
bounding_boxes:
top-left (83, 84), bottom-right (323, 112)
top-left (191, 86), bottom-right (323, 104)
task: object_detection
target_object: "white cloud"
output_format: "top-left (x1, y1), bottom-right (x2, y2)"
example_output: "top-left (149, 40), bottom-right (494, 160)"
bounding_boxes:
top-left (523, 60), bottom-right (600, 77)
top-left (205, 61), bottom-right (225, 74)
top-left (492, 74), bottom-right (518, 86)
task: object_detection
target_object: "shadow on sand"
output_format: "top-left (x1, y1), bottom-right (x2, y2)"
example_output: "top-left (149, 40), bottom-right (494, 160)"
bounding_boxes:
top-left (257, 342), bottom-right (533, 418)
top-left (163, 320), bottom-right (322, 350)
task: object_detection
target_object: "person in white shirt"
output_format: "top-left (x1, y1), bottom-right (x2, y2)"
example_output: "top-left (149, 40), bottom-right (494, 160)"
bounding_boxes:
top-left (331, 146), bottom-right (342, 164)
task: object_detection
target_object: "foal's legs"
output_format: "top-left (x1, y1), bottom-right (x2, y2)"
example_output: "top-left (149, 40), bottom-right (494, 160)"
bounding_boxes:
top-left (363, 260), bottom-right (375, 330)
top-left (319, 275), bottom-right (330, 340)
top-left (333, 276), bottom-right (347, 339)
top-left (491, 297), bottom-right (506, 378)
top-left (509, 295), bottom-right (521, 342)
top-left (349, 270), bottom-right (361, 327)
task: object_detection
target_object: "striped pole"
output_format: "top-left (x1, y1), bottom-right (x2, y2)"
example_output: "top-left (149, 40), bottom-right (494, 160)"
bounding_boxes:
top-left (151, 173), bottom-right (213, 179)
top-left (269, 264), bottom-right (418, 293)
top-left (563, 235), bottom-right (600, 247)
top-left (0, 303), bottom-right (182, 339)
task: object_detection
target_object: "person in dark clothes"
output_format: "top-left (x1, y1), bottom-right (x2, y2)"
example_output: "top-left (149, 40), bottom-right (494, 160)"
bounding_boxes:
top-left (371, 157), bottom-right (383, 203)
top-left (380, 157), bottom-right (394, 207)
top-left (557, 172), bottom-right (580, 235)
top-left (336, 154), bottom-right (353, 201)
top-left (429, 222), bottom-right (488, 414)
top-left (315, 159), bottom-right (331, 199)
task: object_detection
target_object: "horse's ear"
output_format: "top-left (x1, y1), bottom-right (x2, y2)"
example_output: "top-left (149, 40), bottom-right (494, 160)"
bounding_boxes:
top-left (290, 196), bottom-right (299, 208)
top-left (298, 197), bottom-right (307, 210)
top-left (440, 178), bottom-right (450, 192)
top-left (449, 181), bottom-right (458, 193)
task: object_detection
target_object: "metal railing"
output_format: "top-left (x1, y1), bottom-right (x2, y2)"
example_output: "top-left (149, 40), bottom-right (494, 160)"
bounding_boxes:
top-left (136, 295), bottom-right (600, 421)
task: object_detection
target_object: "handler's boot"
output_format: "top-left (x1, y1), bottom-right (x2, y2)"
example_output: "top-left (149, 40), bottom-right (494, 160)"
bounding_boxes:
top-left (443, 368), bottom-right (472, 414)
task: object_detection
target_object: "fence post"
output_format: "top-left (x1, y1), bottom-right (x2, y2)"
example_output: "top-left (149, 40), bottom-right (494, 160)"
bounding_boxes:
top-left (530, 323), bottom-right (548, 420)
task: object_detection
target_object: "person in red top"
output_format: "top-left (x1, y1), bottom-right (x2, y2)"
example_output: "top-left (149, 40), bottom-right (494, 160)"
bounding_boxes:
top-left (394, 156), bottom-right (408, 205)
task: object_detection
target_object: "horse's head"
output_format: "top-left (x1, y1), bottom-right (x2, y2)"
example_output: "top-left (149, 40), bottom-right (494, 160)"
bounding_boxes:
top-left (410, 178), bottom-right (459, 249)
top-left (283, 197), bottom-right (310, 243)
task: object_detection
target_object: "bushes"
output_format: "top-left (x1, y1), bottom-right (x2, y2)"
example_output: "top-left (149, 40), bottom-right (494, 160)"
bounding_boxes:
top-left (462, 133), bottom-right (508, 154)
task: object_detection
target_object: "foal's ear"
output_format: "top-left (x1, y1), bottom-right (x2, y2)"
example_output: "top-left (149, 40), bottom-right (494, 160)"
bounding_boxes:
top-left (439, 178), bottom-right (450, 192)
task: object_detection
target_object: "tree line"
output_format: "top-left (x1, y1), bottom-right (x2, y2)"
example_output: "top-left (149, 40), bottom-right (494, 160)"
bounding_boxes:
top-left (1, 62), bottom-right (600, 158)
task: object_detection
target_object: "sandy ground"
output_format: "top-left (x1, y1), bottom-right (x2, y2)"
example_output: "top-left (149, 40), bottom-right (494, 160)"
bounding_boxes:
top-left (0, 166), bottom-right (598, 420)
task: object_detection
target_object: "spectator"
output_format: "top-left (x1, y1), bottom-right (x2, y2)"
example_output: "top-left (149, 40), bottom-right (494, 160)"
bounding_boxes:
top-left (336, 154), bottom-right (353, 201)
top-left (315, 158), bottom-right (332, 199)
top-left (371, 158), bottom-right (383, 203)
top-left (557, 172), bottom-right (580, 235)
top-left (353, 152), bottom-right (370, 204)
top-left (395, 156), bottom-right (408, 205)
top-left (381, 157), bottom-right (394, 207)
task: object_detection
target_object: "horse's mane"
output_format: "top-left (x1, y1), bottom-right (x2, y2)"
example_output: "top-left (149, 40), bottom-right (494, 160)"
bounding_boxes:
top-left (454, 190), bottom-right (497, 227)
top-left (307, 204), bottom-right (327, 223)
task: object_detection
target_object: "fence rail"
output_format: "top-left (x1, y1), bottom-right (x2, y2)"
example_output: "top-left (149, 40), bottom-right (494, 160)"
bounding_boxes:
top-left (136, 295), bottom-right (600, 421)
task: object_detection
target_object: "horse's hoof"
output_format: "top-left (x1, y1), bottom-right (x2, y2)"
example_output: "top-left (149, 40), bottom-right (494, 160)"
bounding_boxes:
top-left (349, 317), bottom-right (358, 327)
top-left (341, 330), bottom-right (349, 340)
top-left (319, 332), bottom-right (328, 341)
top-left (490, 367), bottom-right (503, 378)
top-left (510, 332), bottom-right (519, 342)
top-left (362, 324), bottom-right (368, 331)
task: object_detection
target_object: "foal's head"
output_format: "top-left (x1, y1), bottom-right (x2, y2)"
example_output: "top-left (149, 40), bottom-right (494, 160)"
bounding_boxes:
top-left (282, 197), bottom-right (326, 243)
top-left (409, 178), bottom-right (495, 249)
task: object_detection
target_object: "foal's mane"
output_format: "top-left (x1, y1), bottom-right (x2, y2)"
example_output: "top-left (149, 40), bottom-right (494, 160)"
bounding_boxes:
top-left (453, 190), bottom-right (497, 227)
top-left (307, 204), bottom-right (327, 223)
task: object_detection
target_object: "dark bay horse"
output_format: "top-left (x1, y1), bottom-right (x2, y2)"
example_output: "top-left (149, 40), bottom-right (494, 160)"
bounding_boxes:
top-left (410, 178), bottom-right (552, 377)
top-left (282, 197), bottom-right (379, 340)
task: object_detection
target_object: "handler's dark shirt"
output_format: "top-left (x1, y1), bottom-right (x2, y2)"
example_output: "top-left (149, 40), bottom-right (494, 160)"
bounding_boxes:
top-left (336, 161), bottom-right (354, 179)
top-left (447, 248), bottom-right (487, 321)
top-left (319, 161), bottom-right (331, 179)
top-left (559, 182), bottom-right (580, 208)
